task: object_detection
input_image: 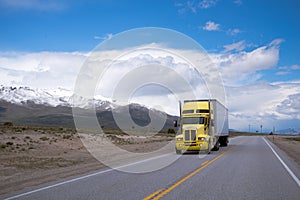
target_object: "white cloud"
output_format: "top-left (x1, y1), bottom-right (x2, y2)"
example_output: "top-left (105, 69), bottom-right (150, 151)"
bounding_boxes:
top-left (269, 38), bottom-right (283, 46)
top-left (223, 40), bottom-right (246, 52)
top-left (1, 39), bottom-right (300, 131)
top-left (94, 33), bottom-right (113, 40)
top-left (199, 0), bottom-right (218, 9)
top-left (0, 51), bottom-right (86, 89)
top-left (277, 93), bottom-right (300, 118)
top-left (0, 0), bottom-right (65, 11)
top-left (0, 45), bottom-right (216, 113)
top-left (227, 28), bottom-right (242, 35)
top-left (276, 64), bottom-right (300, 75)
top-left (276, 71), bottom-right (289, 76)
top-left (202, 21), bottom-right (220, 31)
top-left (227, 81), bottom-right (300, 131)
top-left (91, 48), bottom-right (211, 105)
top-left (212, 39), bottom-right (282, 85)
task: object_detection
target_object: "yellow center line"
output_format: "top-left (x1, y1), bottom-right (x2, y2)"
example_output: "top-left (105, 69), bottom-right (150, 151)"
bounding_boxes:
top-left (143, 189), bottom-right (163, 200)
top-left (201, 160), bottom-right (209, 166)
top-left (143, 141), bottom-right (244, 200)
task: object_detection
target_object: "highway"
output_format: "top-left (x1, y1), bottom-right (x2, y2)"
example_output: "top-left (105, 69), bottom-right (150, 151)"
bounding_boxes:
top-left (4, 136), bottom-right (300, 200)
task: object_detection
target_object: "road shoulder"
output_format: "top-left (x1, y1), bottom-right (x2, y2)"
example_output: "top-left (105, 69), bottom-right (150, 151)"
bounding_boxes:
top-left (265, 136), bottom-right (300, 185)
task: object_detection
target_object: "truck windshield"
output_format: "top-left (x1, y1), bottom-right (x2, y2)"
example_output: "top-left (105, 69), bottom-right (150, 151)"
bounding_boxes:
top-left (182, 117), bottom-right (205, 124)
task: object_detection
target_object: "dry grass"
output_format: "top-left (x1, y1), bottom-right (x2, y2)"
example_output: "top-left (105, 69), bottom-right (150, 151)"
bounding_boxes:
top-left (229, 131), bottom-right (268, 137)
top-left (0, 125), bottom-right (174, 196)
top-left (267, 135), bottom-right (300, 167)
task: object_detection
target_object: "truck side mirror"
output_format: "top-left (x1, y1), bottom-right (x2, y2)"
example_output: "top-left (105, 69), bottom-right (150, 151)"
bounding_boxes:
top-left (173, 120), bottom-right (178, 127)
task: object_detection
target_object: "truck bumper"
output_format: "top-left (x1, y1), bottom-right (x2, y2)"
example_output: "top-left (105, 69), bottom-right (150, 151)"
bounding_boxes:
top-left (175, 141), bottom-right (208, 151)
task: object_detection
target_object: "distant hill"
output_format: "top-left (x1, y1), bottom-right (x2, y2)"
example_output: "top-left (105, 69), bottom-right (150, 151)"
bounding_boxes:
top-left (276, 128), bottom-right (300, 135)
top-left (0, 96), bottom-right (178, 133)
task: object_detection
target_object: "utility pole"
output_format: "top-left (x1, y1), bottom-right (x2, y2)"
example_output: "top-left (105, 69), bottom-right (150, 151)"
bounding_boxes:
top-left (248, 124), bottom-right (251, 133)
top-left (260, 125), bottom-right (263, 134)
top-left (273, 126), bottom-right (275, 143)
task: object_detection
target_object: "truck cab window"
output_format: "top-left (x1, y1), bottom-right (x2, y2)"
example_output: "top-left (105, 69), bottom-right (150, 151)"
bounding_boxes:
top-left (182, 117), bottom-right (205, 124)
top-left (182, 110), bottom-right (194, 114)
top-left (196, 109), bottom-right (209, 113)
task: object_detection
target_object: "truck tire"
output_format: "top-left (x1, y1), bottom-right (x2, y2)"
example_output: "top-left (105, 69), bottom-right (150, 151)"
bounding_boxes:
top-left (219, 136), bottom-right (228, 147)
top-left (212, 142), bottom-right (220, 151)
top-left (175, 148), bottom-right (182, 155)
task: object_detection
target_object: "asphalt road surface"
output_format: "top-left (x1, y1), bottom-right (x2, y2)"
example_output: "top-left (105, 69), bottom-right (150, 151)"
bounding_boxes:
top-left (4, 136), bottom-right (300, 200)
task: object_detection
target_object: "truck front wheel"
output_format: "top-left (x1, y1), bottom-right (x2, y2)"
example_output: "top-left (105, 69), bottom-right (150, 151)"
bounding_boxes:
top-left (175, 148), bottom-right (182, 155)
top-left (212, 142), bottom-right (220, 151)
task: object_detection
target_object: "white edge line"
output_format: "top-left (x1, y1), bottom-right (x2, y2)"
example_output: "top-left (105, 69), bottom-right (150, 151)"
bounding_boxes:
top-left (263, 137), bottom-right (300, 187)
top-left (5, 153), bottom-right (172, 200)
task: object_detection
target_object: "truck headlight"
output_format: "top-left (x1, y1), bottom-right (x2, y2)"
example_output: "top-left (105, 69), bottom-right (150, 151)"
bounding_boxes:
top-left (198, 137), bottom-right (206, 141)
top-left (176, 138), bottom-right (183, 141)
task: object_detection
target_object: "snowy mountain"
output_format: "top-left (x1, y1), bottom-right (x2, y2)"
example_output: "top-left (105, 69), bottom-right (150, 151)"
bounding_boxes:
top-left (0, 86), bottom-right (71, 107)
top-left (0, 86), bottom-right (178, 129)
top-left (0, 86), bottom-right (115, 111)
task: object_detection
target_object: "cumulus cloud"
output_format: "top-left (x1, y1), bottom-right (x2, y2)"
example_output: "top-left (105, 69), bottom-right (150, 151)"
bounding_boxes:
top-left (227, 81), bottom-right (300, 130)
top-left (0, 51), bottom-right (86, 89)
top-left (87, 47), bottom-right (213, 106)
top-left (100, 56), bottom-right (207, 93)
top-left (1, 39), bottom-right (300, 131)
top-left (202, 21), bottom-right (220, 31)
top-left (212, 39), bottom-right (283, 85)
top-left (276, 93), bottom-right (300, 118)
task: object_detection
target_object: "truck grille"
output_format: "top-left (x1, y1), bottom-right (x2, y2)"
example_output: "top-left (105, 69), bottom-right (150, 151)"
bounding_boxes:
top-left (184, 130), bottom-right (196, 141)
top-left (184, 130), bottom-right (190, 140)
top-left (191, 130), bottom-right (196, 140)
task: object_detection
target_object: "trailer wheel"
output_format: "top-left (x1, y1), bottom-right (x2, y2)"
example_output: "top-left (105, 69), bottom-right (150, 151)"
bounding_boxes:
top-left (219, 136), bottom-right (228, 147)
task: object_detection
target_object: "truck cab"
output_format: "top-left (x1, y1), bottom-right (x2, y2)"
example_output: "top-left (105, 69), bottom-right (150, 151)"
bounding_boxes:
top-left (175, 101), bottom-right (214, 154)
top-left (175, 99), bottom-right (228, 154)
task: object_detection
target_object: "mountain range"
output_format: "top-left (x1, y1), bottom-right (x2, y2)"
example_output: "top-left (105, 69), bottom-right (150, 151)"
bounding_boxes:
top-left (275, 128), bottom-right (300, 135)
top-left (0, 86), bottom-right (178, 131)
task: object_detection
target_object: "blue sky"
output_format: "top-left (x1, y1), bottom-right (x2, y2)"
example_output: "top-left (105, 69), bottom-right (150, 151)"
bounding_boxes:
top-left (1, 0), bottom-right (299, 81)
top-left (0, 0), bottom-right (300, 131)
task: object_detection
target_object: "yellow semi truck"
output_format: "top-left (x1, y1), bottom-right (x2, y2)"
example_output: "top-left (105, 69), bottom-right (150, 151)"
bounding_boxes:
top-left (174, 99), bottom-right (229, 154)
